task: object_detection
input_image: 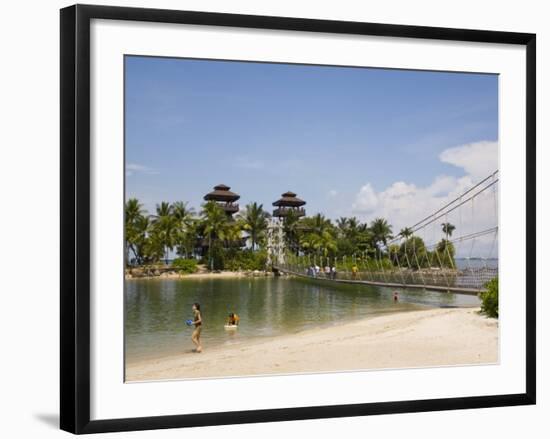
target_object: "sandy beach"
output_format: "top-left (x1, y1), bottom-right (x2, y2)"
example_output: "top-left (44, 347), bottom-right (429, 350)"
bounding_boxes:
top-left (125, 269), bottom-right (273, 280)
top-left (125, 307), bottom-right (498, 382)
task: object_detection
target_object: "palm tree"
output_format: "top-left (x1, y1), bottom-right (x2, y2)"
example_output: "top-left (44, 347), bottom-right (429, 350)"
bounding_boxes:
top-left (337, 216), bottom-right (360, 239)
top-left (336, 217), bottom-right (349, 236)
top-left (299, 214), bottom-right (337, 257)
top-left (356, 222), bottom-right (373, 253)
top-left (125, 198), bottom-right (145, 265)
top-left (172, 201), bottom-right (196, 258)
top-left (399, 227), bottom-right (413, 239)
top-left (441, 222), bottom-right (456, 240)
top-left (237, 202), bottom-right (271, 250)
top-left (439, 223), bottom-right (456, 269)
top-left (172, 201), bottom-right (195, 226)
top-left (347, 217), bottom-right (360, 233)
top-left (133, 215), bottom-right (151, 264)
top-left (175, 220), bottom-right (198, 259)
top-left (201, 201), bottom-right (231, 270)
top-left (125, 198), bottom-right (144, 224)
top-left (151, 202), bottom-right (177, 264)
top-left (300, 229), bottom-right (337, 257)
top-left (144, 225), bottom-right (166, 264)
top-left (282, 209), bottom-right (301, 254)
top-left (370, 218), bottom-right (393, 252)
top-left (305, 213), bottom-right (333, 235)
top-left (154, 201), bottom-right (172, 218)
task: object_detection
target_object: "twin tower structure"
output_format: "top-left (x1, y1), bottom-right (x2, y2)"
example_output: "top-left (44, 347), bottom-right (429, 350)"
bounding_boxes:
top-left (203, 184), bottom-right (306, 219)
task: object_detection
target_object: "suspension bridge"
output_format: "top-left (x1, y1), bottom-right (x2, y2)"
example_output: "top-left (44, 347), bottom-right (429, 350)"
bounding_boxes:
top-left (268, 170), bottom-right (499, 295)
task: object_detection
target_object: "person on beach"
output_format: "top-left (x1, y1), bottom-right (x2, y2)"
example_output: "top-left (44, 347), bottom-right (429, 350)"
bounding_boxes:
top-left (191, 302), bottom-right (202, 353)
top-left (227, 312), bottom-right (240, 326)
top-left (393, 291), bottom-right (399, 302)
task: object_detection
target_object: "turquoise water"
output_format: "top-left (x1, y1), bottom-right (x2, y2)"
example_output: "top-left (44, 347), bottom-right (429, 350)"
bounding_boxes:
top-left (124, 276), bottom-right (480, 362)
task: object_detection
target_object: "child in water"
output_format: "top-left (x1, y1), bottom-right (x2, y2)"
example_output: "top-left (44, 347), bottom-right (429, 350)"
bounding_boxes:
top-left (191, 302), bottom-right (202, 353)
top-left (227, 312), bottom-right (240, 326)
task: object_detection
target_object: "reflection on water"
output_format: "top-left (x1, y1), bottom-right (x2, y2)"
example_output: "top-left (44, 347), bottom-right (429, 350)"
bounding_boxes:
top-left (125, 276), bottom-right (480, 362)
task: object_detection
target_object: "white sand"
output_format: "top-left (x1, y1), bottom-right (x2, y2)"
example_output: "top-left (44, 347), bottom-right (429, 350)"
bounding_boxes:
top-left (125, 307), bottom-right (498, 382)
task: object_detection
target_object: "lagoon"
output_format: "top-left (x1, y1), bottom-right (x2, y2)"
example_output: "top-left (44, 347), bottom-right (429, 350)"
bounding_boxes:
top-left (125, 276), bottom-right (480, 364)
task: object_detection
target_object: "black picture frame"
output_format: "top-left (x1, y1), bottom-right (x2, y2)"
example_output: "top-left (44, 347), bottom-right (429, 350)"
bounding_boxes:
top-left (60, 4), bottom-right (536, 434)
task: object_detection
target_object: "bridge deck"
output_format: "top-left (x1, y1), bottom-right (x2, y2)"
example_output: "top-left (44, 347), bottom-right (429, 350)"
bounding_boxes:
top-left (275, 267), bottom-right (484, 295)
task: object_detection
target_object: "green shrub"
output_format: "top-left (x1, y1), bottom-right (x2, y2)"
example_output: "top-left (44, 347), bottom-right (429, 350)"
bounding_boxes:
top-left (223, 249), bottom-right (267, 271)
top-left (480, 277), bottom-right (498, 318)
top-left (398, 236), bottom-right (430, 268)
top-left (434, 239), bottom-right (456, 268)
top-left (171, 258), bottom-right (198, 274)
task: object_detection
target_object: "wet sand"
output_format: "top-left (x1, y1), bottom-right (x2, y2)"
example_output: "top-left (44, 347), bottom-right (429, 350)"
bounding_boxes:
top-left (125, 307), bottom-right (498, 382)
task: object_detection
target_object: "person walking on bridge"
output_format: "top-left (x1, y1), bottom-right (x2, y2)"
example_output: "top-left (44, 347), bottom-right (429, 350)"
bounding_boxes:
top-left (351, 264), bottom-right (359, 280)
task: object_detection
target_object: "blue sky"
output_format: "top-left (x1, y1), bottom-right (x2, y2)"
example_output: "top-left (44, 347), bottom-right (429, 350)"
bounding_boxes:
top-left (125, 56), bottom-right (498, 230)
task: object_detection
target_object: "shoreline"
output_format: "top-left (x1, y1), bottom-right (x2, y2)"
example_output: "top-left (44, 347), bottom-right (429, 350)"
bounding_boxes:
top-left (125, 307), bottom-right (498, 382)
top-left (125, 269), bottom-right (273, 280)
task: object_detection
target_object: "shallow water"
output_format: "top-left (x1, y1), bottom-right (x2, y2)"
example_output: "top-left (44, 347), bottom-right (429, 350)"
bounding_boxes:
top-left (124, 276), bottom-right (480, 363)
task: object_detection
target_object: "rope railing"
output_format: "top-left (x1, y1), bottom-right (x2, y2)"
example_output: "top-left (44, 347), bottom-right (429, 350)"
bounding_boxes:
top-left (273, 171), bottom-right (498, 294)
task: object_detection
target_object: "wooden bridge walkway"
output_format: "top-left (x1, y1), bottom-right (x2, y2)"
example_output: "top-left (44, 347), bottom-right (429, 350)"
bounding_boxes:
top-left (274, 267), bottom-right (484, 295)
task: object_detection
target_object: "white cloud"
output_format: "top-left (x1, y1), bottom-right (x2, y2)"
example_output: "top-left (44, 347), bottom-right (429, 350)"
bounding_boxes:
top-left (125, 163), bottom-right (158, 177)
top-left (439, 140), bottom-right (498, 180)
top-left (351, 141), bottom-right (499, 257)
top-left (327, 189), bottom-right (338, 198)
top-left (351, 183), bottom-right (379, 214)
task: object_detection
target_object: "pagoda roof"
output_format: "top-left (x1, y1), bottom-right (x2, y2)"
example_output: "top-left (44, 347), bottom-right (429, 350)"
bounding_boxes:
top-left (272, 191), bottom-right (306, 207)
top-left (204, 184), bottom-right (240, 202)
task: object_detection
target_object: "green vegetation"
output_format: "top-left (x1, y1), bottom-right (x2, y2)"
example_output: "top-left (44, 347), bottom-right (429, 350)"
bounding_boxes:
top-left (398, 236), bottom-right (428, 267)
top-left (125, 197), bottom-right (271, 271)
top-left (223, 249), bottom-right (268, 271)
top-left (480, 277), bottom-right (498, 318)
top-left (435, 239), bottom-right (456, 268)
top-left (125, 197), bottom-right (457, 272)
top-left (441, 222), bottom-right (456, 240)
top-left (237, 202), bottom-right (270, 251)
top-left (289, 216), bottom-right (455, 271)
top-left (201, 201), bottom-right (242, 270)
top-left (171, 258), bottom-right (198, 274)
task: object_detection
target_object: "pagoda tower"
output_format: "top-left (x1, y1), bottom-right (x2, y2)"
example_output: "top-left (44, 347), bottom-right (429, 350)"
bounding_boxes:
top-left (272, 191), bottom-right (306, 219)
top-left (203, 184), bottom-right (240, 217)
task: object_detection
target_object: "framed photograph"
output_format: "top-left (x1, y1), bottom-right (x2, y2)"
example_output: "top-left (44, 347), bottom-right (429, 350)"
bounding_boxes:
top-left (60, 4), bottom-right (536, 434)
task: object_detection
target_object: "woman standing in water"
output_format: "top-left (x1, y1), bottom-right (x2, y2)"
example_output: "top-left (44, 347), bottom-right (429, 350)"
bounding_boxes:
top-left (191, 302), bottom-right (203, 353)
